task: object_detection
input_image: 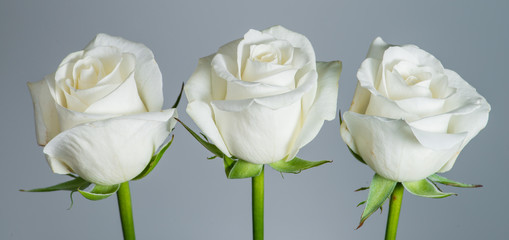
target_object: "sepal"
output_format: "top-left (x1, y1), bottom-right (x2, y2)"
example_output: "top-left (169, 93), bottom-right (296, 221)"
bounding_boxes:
top-left (20, 176), bottom-right (91, 192)
top-left (227, 158), bottom-right (264, 179)
top-left (428, 174), bottom-right (482, 188)
top-left (402, 178), bottom-right (456, 198)
top-left (78, 184), bottom-right (120, 200)
top-left (269, 157), bottom-right (331, 173)
top-left (357, 174), bottom-right (397, 228)
top-left (133, 135), bottom-right (174, 180)
top-left (171, 83), bottom-right (185, 109)
top-left (176, 118), bottom-right (225, 157)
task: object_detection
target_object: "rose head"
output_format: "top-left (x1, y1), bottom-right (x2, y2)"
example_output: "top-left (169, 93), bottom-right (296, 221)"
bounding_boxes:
top-left (185, 26), bottom-right (341, 164)
top-left (340, 37), bottom-right (490, 182)
top-left (28, 34), bottom-right (177, 185)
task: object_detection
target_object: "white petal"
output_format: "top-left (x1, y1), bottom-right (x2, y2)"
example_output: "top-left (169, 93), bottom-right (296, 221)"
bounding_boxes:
top-left (366, 37), bottom-right (390, 60)
top-left (27, 75), bottom-right (61, 145)
top-left (438, 70), bottom-right (491, 172)
top-left (85, 72), bottom-right (147, 115)
top-left (343, 112), bottom-right (462, 182)
top-left (85, 33), bottom-right (163, 111)
top-left (211, 99), bottom-right (301, 164)
top-left (55, 103), bottom-right (119, 132)
top-left (43, 109), bottom-right (176, 186)
top-left (186, 101), bottom-right (231, 157)
top-left (185, 55), bottom-right (231, 157)
top-left (287, 61), bottom-right (341, 160)
top-left (262, 26), bottom-right (316, 64)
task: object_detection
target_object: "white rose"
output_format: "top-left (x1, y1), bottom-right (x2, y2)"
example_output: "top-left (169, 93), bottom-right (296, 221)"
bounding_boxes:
top-left (28, 34), bottom-right (177, 185)
top-left (340, 37), bottom-right (490, 182)
top-left (185, 26), bottom-right (341, 164)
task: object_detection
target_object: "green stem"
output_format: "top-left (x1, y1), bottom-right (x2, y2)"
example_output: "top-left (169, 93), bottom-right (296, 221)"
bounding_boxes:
top-left (385, 183), bottom-right (404, 240)
top-left (117, 182), bottom-right (136, 240)
top-left (252, 167), bottom-right (264, 240)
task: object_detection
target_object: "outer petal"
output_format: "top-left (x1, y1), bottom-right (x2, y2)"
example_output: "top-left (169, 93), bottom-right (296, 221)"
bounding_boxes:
top-left (85, 33), bottom-right (163, 111)
top-left (43, 109), bottom-right (176, 186)
top-left (366, 37), bottom-right (391, 60)
top-left (287, 61), bottom-right (341, 160)
top-left (210, 71), bottom-right (316, 164)
top-left (27, 75), bottom-right (60, 145)
top-left (212, 99), bottom-right (301, 164)
top-left (342, 111), bottom-right (464, 182)
top-left (185, 55), bottom-right (231, 157)
top-left (439, 69), bottom-right (491, 172)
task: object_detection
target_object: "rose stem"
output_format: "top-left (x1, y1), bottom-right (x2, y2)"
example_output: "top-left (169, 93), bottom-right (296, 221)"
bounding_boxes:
top-left (385, 182), bottom-right (404, 240)
top-left (117, 181), bottom-right (136, 240)
top-left (252, 166), bottom-right (265, 240)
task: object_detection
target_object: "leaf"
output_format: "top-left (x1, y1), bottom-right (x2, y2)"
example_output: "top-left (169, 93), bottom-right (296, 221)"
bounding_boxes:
top-left (228, 159), bottom-right (264, 179)
top-left (133, 135), bottom-right (174, 180)
top-left (78, 184), bottom-right (120, 201)
top-left (171, 82), bottom-right (185, 109)
top-left (428, 174), bottom-right (482, 188)
top-left (358, 174), bottom-right (397, 229)
top-left (20, 177), bottom-right (91, 192)
top-left (176, 118), bottom-right (225, 158)
top-left (269, 157), bottom-right (331, 174)
top-left (403, 179), bottom-right (456, 198)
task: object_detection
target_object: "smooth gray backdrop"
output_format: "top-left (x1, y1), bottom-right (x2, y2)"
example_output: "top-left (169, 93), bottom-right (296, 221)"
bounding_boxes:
top-left (1, 0), bottom-right (507, 239)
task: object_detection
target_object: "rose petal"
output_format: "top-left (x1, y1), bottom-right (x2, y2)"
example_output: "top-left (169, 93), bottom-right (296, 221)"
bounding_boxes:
top-left (85, 33), bottom-right (163, 111)
top-left (185, 55), bottom-right (231, 157)
top-left (85, 72), bottom-right (147, 115)
top-left (43, 109), bottom-right (176, 186)
top-left (211, 99), bottom-right (301, 164)
top-left (27, 75), bottom-right (60, 145)
top-left (439, 69), bottom-right (491, 172)
top-left (287, 61), bottom-right (341, 160)
top-left (366, 37), bottom-right (391, 60)
top-left (262, 26), bottom-right (316, 64)
top-left (342, 111), bottom-right (463, 182)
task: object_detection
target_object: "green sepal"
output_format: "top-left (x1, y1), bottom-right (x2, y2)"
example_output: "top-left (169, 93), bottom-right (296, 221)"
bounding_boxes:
top-left (358, 174), bottom-right (397, 229)
top-left (223, 155), bottom-right (236, 176)
top-left (269, 157), bottom-right (331, 174)
top-left (355, 187), bottom-right (369, 192)
top-left (227, 159), bottom-right (264, 179)
top-left (133, 135), bottom-right (174, 180)
top-left (20, 177), bottom-right (91, 192)
top-left (176, 118), bottom-right (225, 158)
top-left (428, 174), bottom-right (482, 188)
top-left (171, 82), bottom-right (185, 109)
top-left (78, 184), bottom-right (120, 201)
top-left (403, 178), bottom-right (456, 198)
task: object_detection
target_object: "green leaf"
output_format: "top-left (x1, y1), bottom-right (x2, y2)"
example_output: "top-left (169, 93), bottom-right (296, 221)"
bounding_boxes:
top-left (228, 159), bottom-right (264, 179)
top-left (133, 135), bottom-right (174, 180)
top-left (428, 174), bottom-right (482, 188)
top-left (269, 157), bottom-right (331, 173)
top-left (176, 118), bottom-right (225, 158)
top-left (20, 177), bottom-right (91, 192)
top-left (403, 179), bottom-right (456, 198)
top-left (78, 184), bottom-right (120, 201)
top-left (171, 82), bottom-right (185, 109)
top-left (358, 174), bottom-right (397, 229)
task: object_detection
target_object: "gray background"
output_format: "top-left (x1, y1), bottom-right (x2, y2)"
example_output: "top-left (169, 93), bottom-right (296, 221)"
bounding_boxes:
top-left (1, 0), bottom-right (507, 239)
